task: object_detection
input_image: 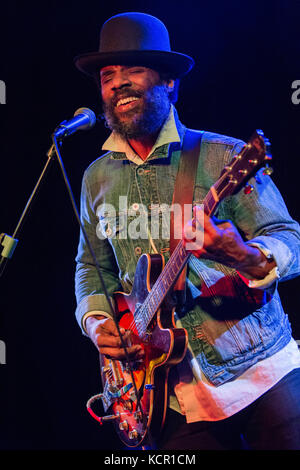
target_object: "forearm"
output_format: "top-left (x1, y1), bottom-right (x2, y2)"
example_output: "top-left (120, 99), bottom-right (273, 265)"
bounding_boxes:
top-left (75, 171), bottom-right (122, 334)
top-left (85, 313), bottom-right (108, 340)
top-left (228, 163), bottom-right (300, 283)
top-left (84, 309), bottom-right (119, 337)
top-left (235, 245), bottom-right (276, 280)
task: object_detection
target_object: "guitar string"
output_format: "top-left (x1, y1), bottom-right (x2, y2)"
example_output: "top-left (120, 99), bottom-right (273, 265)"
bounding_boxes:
top-left (128, 140), bottom-right (264, 335)
top-left (130, 166), bottom-right (232, 335)
top-left (130, 184), bottom-right (232, 336)
top-left (127, 163), bottom-right (237, 335)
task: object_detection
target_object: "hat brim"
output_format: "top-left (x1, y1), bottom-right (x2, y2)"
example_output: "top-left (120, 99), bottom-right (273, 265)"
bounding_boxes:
top-left (74, 50), bottom-right (194, 79)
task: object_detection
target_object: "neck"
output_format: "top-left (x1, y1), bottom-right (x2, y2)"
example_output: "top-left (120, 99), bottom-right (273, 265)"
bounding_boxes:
top-left (127, 131), bottom-right (160, 161)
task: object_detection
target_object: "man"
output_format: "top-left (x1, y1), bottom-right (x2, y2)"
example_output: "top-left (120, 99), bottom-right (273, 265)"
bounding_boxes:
top-left (74, 12), bottom-right (300, 449)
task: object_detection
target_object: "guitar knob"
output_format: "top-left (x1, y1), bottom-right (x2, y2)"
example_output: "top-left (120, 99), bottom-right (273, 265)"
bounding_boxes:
top-left (119, 420), bottom-right (129, 431)
top-left (129, 429), bottom-right (139, 440)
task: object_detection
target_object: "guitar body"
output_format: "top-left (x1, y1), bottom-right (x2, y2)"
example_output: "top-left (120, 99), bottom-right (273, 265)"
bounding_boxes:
top-left (98, 253), bottom-right (188, 447)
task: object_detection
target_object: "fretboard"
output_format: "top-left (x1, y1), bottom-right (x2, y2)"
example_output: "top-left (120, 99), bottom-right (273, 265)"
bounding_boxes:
top-left (133, 131), bottom-right (268, 338)
top-left (134, 184), bottom-right (218, 338)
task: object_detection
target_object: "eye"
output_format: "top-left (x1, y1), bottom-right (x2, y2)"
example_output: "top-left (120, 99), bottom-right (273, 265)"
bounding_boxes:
top-left (128, 67), bottom-right (146, 74)
top-left (100, 71), bottom-right (115, 84)
top-left (101, 75), bottom-right (112, 85)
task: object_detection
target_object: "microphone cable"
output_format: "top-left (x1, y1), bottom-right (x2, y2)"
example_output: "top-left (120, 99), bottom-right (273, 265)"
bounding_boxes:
top-left (52, 134), bottom-right (154, 449)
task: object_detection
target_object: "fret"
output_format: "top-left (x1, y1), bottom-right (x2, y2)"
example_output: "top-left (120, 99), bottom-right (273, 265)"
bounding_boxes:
top-left (204, 192), bottom-right (214, 214)
top-left (151, 286), bottom-right (159, 307)
top-left (152, 288), bottom-right (162, 309)
top-left (174, 253), bottom-right (182, 270)
top-left (165, 269), bottom-right (173, 285)
top-left (178, 242), bottom-right (187, 263)
top-left (149, 293), bottom-right (155, 309)
top-left (162, 276), bottom-right (169, 291)
top-left (156, 282), bottom-right (164, 300)
top-left (135, 130), bottom-right (268, 337)
top-left (144, 300), bottom-right (153, 324)
top-left (168, 261), bottom-right (176, 277)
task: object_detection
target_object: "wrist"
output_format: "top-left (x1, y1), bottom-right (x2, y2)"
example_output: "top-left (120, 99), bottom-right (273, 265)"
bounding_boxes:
top-left (238, 245), bottom-right (276, 280)
top-left (83, 310), bottom-right (111, 335)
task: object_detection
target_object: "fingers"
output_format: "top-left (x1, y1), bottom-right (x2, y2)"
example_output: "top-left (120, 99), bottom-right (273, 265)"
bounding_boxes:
top-left (94, 318), bottom-right (144, 360)
top-left (183, 205), bottom-right (237, 259)
top-left (99, 343), bottom-right (144, 361)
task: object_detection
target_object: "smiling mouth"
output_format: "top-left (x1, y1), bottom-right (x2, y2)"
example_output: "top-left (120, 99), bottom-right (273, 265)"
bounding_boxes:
top-left (116, 96), bottom-right (140, 108)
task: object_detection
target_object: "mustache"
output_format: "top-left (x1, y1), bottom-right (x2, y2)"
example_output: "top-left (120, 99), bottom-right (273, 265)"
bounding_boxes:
top-left (111, 89), bottom-right (144, 108)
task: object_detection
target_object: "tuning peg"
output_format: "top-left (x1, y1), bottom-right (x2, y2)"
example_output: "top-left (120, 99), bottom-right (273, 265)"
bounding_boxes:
top-left (244, 184), bottom-right (254, 194)
top-left (264, 137), bottom-right (271, 149)
top-left (263, 163), bottom-right (273, 176)
top-left (265, 152), bottom-right (272, 161)
top-left (119, 420), bottom-right (129, 431)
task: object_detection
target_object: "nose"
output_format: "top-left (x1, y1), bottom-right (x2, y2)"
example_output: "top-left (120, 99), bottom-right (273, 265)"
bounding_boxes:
top-left (111, 70), bottom-right (132, 91)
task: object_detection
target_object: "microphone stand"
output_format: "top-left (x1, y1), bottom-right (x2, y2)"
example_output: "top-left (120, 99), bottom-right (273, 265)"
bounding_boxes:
top-left (51, 134), bottom-right (152, 448)
top-left (0, 144), bottom-right (56, 278)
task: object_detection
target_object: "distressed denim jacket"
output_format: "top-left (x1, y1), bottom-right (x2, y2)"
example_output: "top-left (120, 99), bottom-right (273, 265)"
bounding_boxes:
top-left (75, 106), bottom-right (300, 386)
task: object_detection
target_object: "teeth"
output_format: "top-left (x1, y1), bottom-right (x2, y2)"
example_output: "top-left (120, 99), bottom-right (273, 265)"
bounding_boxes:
top-left (116, 97), bottom-right (139, 107)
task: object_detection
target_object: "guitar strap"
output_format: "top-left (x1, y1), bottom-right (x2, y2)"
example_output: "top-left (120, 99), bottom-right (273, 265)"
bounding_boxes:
top-left (170, 129), bottom-right (204, 302)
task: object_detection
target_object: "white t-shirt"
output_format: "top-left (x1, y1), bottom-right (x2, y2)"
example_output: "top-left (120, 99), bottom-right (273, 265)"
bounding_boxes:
top-left (169, 338), bottom-right (300, 422)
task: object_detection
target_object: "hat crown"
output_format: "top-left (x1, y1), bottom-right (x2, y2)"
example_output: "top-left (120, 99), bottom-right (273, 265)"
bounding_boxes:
top-left (74, 12), bottom-right (194, 78)
top-left (99, 12), bottom-right (171, 53)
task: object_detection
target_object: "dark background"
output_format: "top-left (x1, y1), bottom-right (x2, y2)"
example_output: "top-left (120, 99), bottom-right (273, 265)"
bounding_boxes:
top-left (0, 0), bottom-right (299, 450)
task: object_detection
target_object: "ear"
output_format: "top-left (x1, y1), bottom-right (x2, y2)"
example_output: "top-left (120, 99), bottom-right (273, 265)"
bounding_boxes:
top-left (166, 79), bottom-right (175, 92)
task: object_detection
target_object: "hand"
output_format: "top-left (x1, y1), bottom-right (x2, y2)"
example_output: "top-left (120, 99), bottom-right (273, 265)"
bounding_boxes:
top-left (85, 315), bottom-right (144, 361)
top-left (183, 206), bottom-right (275, 279)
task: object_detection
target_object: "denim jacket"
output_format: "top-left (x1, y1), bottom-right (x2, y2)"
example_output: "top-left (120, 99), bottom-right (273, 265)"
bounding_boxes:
top-left (75, 107), bottom-right (300, 386)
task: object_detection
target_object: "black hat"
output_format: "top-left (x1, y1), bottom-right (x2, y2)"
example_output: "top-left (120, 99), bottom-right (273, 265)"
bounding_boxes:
top-left (74, 12), bottom-right (194, 78)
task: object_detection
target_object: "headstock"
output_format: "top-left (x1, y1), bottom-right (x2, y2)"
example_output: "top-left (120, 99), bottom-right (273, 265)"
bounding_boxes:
top-left (218, 129), bottom-right (273, 198)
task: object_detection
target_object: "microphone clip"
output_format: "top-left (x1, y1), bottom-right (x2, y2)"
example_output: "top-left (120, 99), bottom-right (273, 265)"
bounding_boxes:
top-left (0, 233), bottom-right (18, 260)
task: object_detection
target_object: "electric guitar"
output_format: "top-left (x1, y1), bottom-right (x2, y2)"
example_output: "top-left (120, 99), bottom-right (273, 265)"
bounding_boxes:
top-left (86, 129), bottom-right (272, 447)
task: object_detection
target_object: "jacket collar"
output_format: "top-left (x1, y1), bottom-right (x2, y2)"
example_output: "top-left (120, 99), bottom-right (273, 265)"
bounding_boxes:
top-left (101, 105), bottom-right (184, 164)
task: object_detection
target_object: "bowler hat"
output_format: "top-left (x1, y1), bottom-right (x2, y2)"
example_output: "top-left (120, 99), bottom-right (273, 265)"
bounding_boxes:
top-left (74, 12), bottom-right (194, 78)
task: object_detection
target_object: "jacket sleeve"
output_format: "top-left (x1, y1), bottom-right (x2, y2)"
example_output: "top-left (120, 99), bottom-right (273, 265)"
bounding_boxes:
top-left (74, 172), bottom-right (122, 334)
top-left (228, 143), bottom-right (300, 285)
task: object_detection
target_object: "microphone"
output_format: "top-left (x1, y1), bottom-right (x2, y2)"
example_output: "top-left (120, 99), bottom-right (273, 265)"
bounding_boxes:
top-left (54, 107), bottom-right (96, 139)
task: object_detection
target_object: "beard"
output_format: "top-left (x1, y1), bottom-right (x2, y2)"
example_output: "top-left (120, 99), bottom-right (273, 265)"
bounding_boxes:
top-left (102, 82), bottom-right (171, 140)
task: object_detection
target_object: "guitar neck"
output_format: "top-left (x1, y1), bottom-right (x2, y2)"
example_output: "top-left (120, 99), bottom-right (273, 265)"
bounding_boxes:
top-left (135, 186), bottom-right (218, 338)
top-left (134, 130), bottom-right (269, 338)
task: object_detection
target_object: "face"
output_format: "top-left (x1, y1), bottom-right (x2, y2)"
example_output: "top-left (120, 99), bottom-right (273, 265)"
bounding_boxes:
top-left (100, 65), bottom-right (173, 139)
